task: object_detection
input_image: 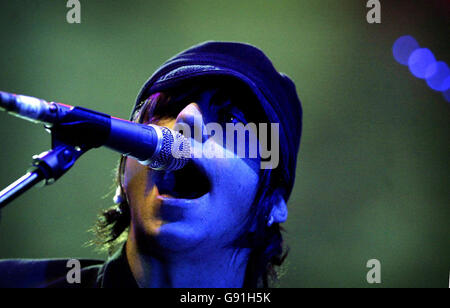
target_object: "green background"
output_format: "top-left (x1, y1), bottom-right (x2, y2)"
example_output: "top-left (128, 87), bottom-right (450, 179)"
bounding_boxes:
top-left (0, 0), bottom-right (448, 287)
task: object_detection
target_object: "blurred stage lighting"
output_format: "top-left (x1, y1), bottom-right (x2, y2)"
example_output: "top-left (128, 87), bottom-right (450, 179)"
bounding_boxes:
top-left (408, 48), bottom-right (436, 79)
top-left (426, 61), bottom-right (450, 91)
top-left (393, 35), bottom-right (420, 65)
top-left (393, 35), bottom-right (450, 103)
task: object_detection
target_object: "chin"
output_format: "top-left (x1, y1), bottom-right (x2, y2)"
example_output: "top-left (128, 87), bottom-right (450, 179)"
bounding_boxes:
top-left (154, 221), bottom-right (211, 254)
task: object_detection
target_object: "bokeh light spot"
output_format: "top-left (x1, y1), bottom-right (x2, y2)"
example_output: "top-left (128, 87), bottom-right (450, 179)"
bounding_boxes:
top-left (443, 76), bottom-right (450, 92)
top-left (408, 48), bottom-right (437, 79)
top-left (426, 61), bottom-right (450, 91)
top-left (393, 35), bottom-right (420, 66)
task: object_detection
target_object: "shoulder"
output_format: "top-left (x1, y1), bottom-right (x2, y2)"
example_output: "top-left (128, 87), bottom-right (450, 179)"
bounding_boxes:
top-left (0, 258), bottom-right (104, 288)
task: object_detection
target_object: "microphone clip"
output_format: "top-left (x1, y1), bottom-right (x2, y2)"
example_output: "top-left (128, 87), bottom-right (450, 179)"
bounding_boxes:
top-left (0, 128), bottom-right (90, 209)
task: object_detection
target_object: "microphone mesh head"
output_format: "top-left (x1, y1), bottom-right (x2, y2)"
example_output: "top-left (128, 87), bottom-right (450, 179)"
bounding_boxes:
top-left (149, 127), bottom-right (190, 171)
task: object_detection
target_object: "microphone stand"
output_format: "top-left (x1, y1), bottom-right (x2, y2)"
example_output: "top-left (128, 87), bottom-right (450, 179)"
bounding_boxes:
top-left (0, 135), bottom-right (87, 209)
top-left (0, 103), bottom-right (113, 209)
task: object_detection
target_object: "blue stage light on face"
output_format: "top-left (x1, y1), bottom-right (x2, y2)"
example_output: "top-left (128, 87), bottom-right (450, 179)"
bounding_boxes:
top-left (393, 35), bottom-right (420, 66)
top-left (408, 48), bottom-right (437, 79)
top-left (426, 61), bottom-right (450, 92)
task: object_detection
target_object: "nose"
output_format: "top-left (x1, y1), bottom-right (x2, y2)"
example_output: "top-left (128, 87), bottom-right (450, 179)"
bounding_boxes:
top-left (174, 102), bottom-right (207, 143)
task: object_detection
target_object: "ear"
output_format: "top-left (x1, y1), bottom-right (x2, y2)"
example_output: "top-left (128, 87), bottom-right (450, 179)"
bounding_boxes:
top-left (267, 192), bottom-right (288, 227)
top-left (113, 185), bottom-right (124, 204)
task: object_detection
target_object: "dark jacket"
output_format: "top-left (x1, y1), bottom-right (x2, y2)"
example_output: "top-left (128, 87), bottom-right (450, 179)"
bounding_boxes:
top-left (0, 246), bottom-right (138, 288)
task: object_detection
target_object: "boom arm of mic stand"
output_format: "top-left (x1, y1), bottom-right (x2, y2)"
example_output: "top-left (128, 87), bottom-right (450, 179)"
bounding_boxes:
top-left (0, 104), bottom-right (110, 209)
top-left (0, 171), bottom-right (43, 209)
top-left (0, 141), bottom-right (86, 209)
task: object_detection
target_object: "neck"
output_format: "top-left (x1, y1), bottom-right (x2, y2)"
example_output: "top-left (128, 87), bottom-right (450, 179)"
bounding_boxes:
top-left (125, 227), bottom-right (250, 288)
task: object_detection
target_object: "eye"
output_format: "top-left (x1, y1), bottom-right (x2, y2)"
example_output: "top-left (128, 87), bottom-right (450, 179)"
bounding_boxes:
top-left (219, 107), bottom-right (246, 125)
top-left (226, 114), bottom-right (239, 124)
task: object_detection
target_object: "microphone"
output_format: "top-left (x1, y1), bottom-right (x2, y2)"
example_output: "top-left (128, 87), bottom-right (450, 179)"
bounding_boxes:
top-left (0, 91), bottom-right (191, 171)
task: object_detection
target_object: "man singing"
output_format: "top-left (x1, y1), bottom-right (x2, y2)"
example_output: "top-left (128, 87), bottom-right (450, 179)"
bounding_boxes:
top-left (0, 41), bottom-right (302, 288)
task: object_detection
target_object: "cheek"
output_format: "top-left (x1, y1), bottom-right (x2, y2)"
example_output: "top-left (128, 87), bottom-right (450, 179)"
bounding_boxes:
top-left (123, 158), bottom-right (163, 234)
top-left (211, 156), bottom-right (259, 217)
top-left (123, 159), bottom-right (151, 198)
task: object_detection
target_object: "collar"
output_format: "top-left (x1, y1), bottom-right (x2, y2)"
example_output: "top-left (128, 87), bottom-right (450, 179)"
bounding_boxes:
top-left (97, 244), bottom-right (139, 288)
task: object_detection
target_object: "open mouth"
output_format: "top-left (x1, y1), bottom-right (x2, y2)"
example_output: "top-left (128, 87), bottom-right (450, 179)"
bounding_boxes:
top-left (153, 160), bottom-right (211, 199)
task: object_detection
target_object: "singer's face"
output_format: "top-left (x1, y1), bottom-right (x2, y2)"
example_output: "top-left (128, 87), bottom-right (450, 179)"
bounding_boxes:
top-left (123, 89), bottom-right (263, 254)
